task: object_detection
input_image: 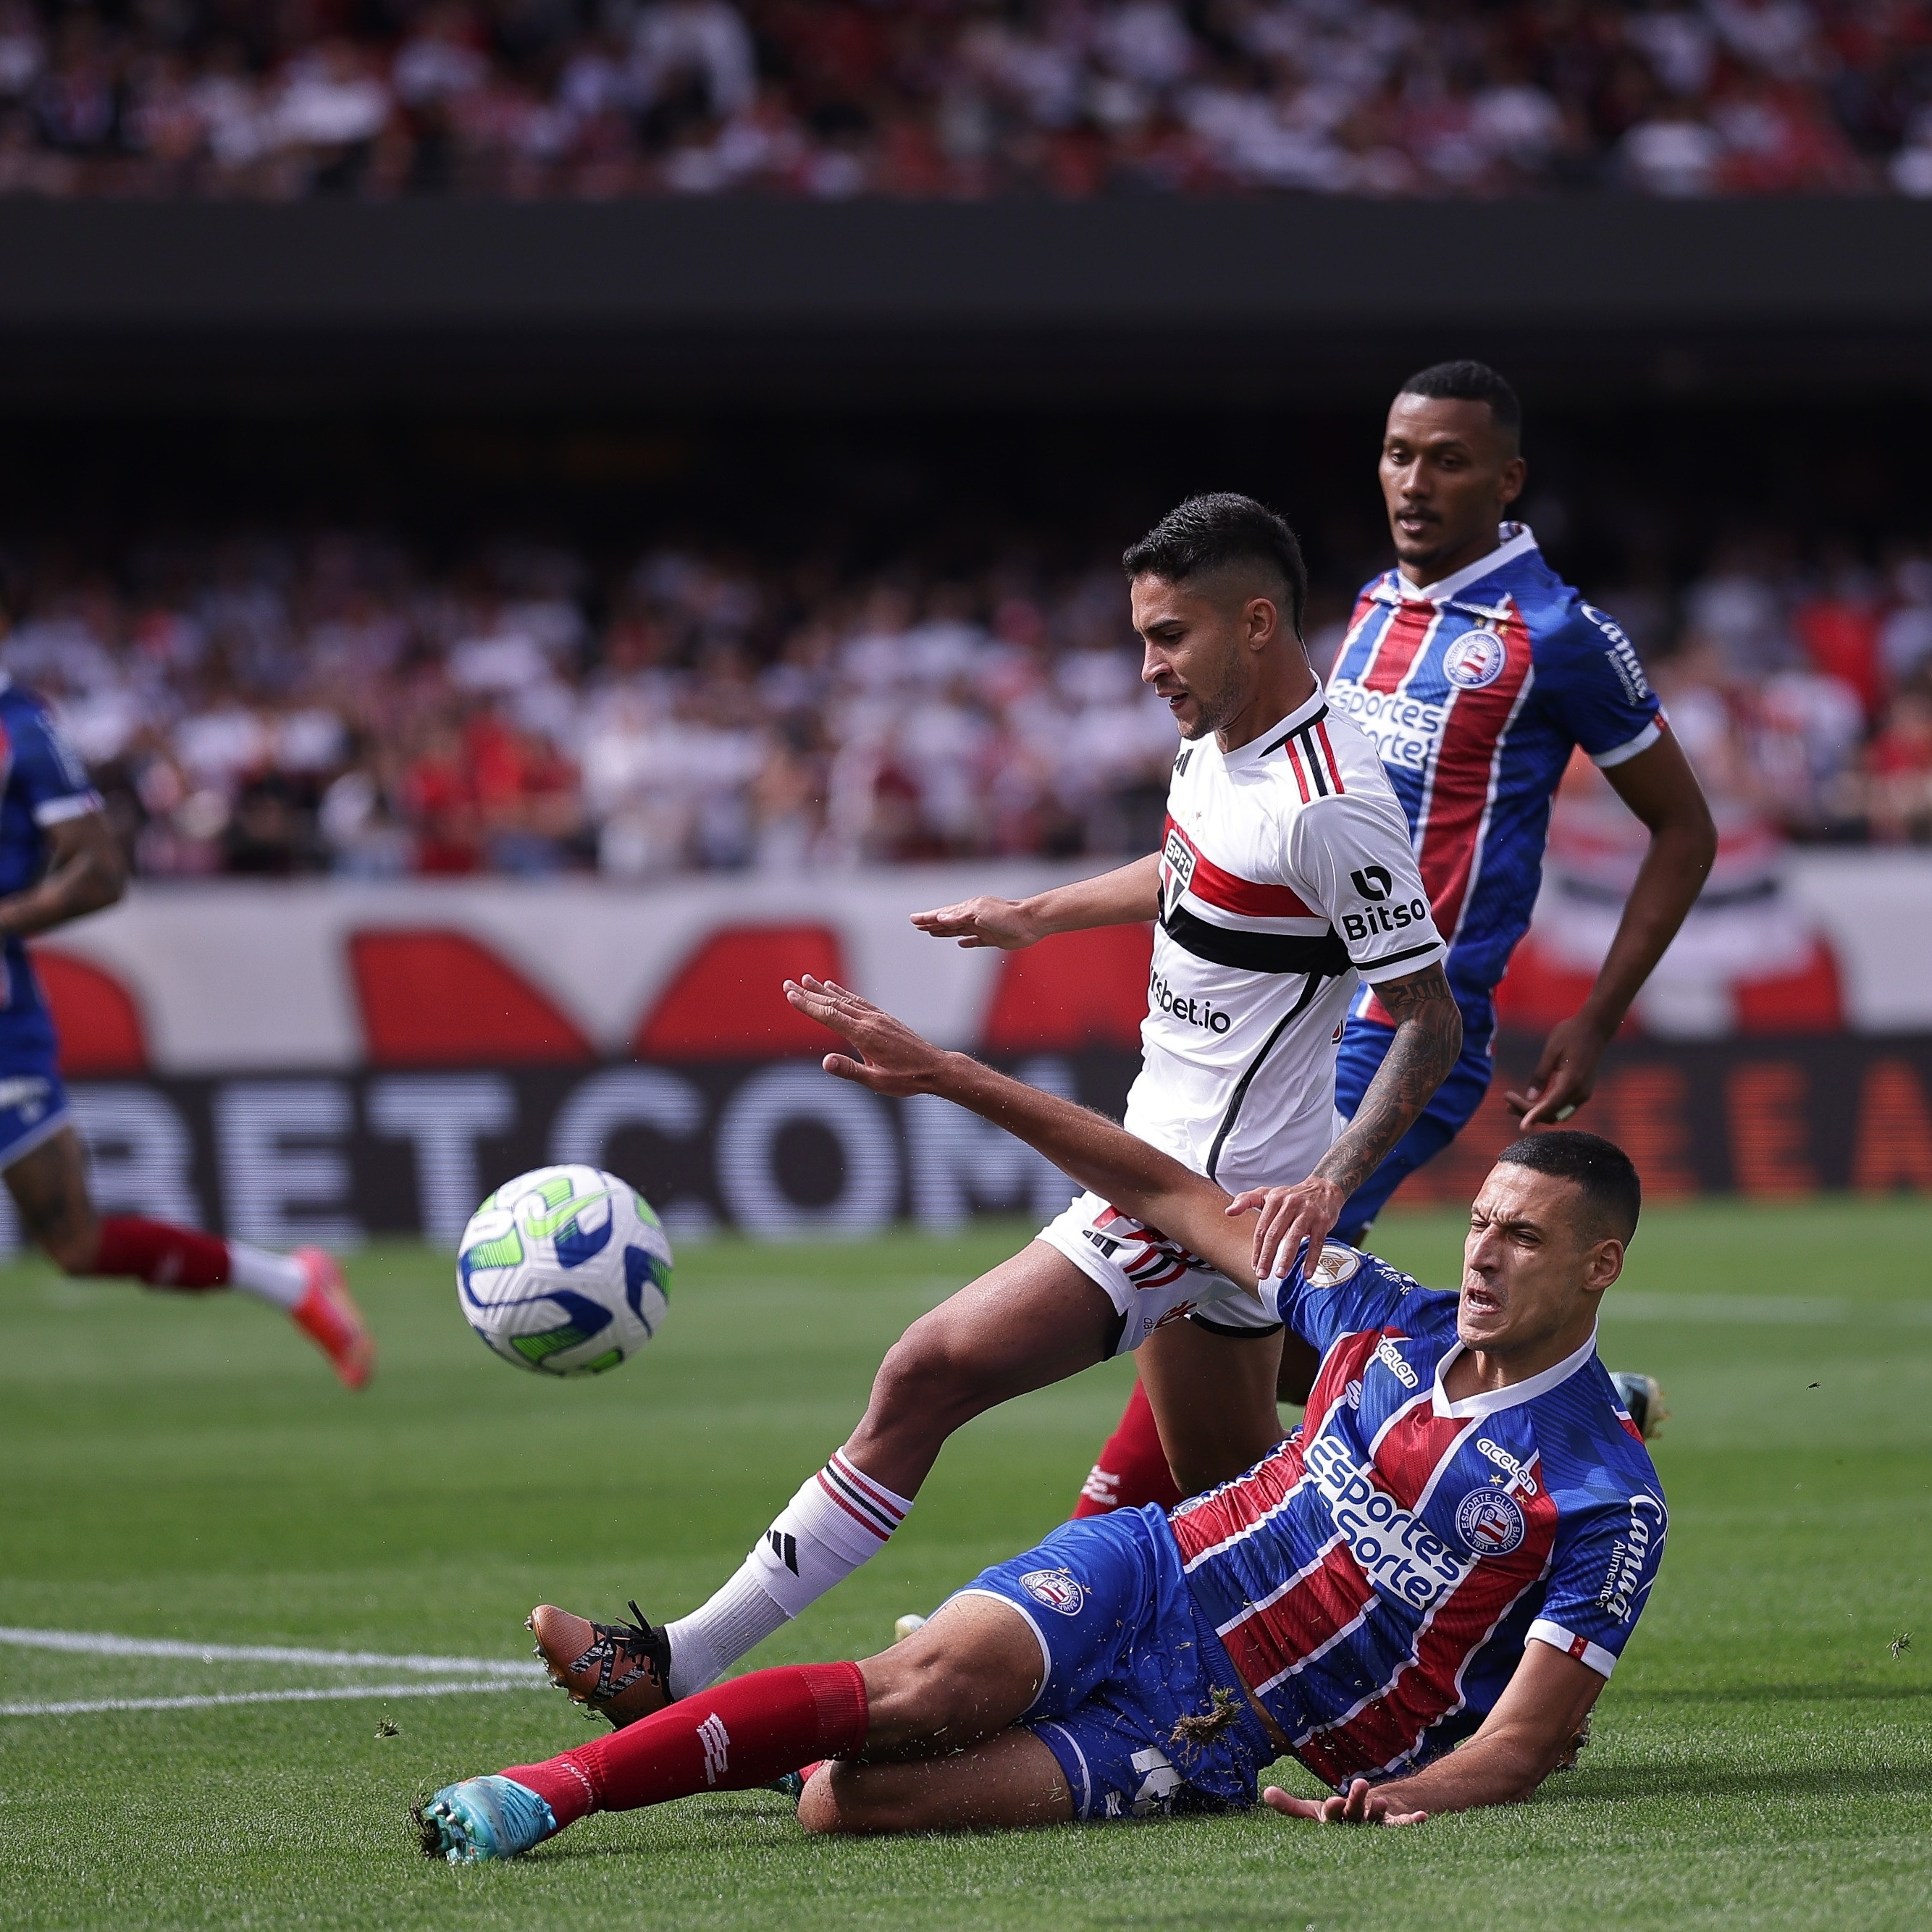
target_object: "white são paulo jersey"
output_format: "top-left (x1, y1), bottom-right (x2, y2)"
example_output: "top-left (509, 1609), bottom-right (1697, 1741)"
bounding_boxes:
top-left (1125, 686), bottom-right (1447, 1195)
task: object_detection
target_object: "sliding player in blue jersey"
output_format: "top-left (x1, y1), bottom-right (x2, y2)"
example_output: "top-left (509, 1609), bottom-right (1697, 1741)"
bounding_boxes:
top-left (0, 672), bottom-right (373, 1386)
top-left (416, 980), bottom-right (1662, 1858)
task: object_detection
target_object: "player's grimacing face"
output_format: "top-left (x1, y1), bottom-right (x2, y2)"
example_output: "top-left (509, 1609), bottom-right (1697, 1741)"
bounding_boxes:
top-left (1132, 573), bottom-right (1273, 742)
top-left (1459, 1164), bottom-right (1622, 1356)
top-left (1379, 395), bottom-right (1526, 577)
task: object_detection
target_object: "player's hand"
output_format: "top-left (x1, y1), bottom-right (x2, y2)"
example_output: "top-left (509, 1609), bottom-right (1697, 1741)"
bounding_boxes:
top-left (784, 976), bottom-right (953, 1098)
top-left (1505, 1011), bottom-right (1613, 1127)
top-left (1224, 1177), bottom-right (1345, 1283)
top-left (1262, 1778), bottom-right (1427, 1827)
top-left (909, 896), bottom-right (1046, 950)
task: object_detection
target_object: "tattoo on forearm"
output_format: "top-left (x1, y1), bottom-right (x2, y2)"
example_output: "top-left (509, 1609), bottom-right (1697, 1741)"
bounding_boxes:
top-left (1314, 967), bottom-right (1463, 1201)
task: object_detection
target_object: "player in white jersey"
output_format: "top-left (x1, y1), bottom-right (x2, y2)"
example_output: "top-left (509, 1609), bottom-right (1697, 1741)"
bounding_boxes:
top-left (521, 495), bottom-right (1464, 1729)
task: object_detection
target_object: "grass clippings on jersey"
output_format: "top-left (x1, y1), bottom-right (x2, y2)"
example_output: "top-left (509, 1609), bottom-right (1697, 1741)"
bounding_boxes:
top-left (0, 1198), bottom-right (1928, 1931)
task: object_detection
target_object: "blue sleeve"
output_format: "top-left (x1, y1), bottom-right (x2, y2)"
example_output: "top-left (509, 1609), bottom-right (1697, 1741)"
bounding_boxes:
top-left (1526, 1481), bottom-right (1667, 1679)
top-left (1266, 1243), bottom-right (1424, 1353)
top-left (9, 702), bottom-right (101, 824)
top-left (1534, 602), bottom-right (1663, 770)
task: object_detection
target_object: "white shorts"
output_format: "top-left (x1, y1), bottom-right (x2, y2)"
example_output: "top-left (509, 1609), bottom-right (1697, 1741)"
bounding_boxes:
top-left (1037, 1190), bottom-right (1282, 1358)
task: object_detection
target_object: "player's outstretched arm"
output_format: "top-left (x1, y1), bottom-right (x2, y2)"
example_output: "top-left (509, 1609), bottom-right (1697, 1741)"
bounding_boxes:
top-left (910, 853), bottom-right (1161, 950)
top-left (1231, 960), bottom-right (1463, 1280)
top-left (784, 975), bottom-right (1259, 1290)
top-left (1261, 1638), bottom-right (1604, 1827)
top-left (0, 810), bottom-right (126, 940)
top-left (1508, 732), bottom-right (1714, 1127)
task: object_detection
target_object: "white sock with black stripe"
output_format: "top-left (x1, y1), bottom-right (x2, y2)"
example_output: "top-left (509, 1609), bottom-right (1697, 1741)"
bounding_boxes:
top-left (663, 1450), bottom-right (914, 1700)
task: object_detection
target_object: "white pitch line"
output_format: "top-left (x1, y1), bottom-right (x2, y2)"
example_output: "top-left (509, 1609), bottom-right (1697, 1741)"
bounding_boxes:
top-left (0, 1626), bottom-right (544, 1679)
top-left (0, 1680), bottom-right (537, 1718)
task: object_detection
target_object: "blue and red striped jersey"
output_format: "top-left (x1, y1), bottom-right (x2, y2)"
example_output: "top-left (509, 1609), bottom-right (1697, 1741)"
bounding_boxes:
top-left (1167, 1240), bottom-right (1666, 1789)
top-left (1326, 525), bottom-right (1661, 1017)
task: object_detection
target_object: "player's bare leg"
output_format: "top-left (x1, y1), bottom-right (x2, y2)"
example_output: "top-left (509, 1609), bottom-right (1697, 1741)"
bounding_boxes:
top-left (1077, 1324), bottom-right (1324, 1517)
top-left (841, 1243), bottom-right (1120, 1498)
top-left (801, 1597), bottom-right (1072, 1831)
top-left (1135, 1319), bottom-right (1286, 1495)
top-left (5, 1124), bottom-right (374, 1388)
top-left (4, 1123), bottom-right (96, 1270)
top-left (534, 1243), bottom-right (1120, 1721)
top-left (801, 1729), bottom-right (1071, 1834)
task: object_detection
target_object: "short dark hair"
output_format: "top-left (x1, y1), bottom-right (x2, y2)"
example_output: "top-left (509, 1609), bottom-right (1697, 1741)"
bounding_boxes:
top-left (1398, 359), bottom-right (1522, 442)
top-left (1495, 1130), bottom-right (1641, 1243)
top-left (1122, 493), bottom-right (1308, 639)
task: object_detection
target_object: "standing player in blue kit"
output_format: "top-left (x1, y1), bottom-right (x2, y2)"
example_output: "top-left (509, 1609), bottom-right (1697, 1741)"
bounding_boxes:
top-left (0, 671), bottom-right (374, 1386)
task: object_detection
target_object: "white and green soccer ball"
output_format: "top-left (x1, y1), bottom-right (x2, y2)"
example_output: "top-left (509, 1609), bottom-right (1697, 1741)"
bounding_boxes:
top-left (457, 1165), bottom-right (673, 1376)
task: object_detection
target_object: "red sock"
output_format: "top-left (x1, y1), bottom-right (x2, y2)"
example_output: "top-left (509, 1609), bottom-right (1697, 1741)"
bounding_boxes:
top-left (88, 1217), bottom-right (231, 1291)
top-left (1070, 1377), bottom-right (1185, 1518)
top-left (502, 1661), bottom-right (868, 1829)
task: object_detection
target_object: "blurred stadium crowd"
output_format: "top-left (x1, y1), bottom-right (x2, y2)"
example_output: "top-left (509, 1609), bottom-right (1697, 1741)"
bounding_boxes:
top-left (8, 524), bottom-right (1932, 879)
top-left (1, 0), bottom-right (1930, 201)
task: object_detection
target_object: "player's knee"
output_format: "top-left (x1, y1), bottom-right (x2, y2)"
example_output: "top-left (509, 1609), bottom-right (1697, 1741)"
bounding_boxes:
top-left (797, 1761), bottom-right (910, 1835)
top-left (35, 1219), bottom-right (100, 1274)
top-left (868, 1320), bottom-right (991, 1437)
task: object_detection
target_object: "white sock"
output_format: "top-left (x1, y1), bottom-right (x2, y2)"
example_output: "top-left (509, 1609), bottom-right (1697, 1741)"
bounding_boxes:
top-left (224, 1241), bottom-right (308, 1311)
top-left (664, 1450), bottom-right (914, 1699)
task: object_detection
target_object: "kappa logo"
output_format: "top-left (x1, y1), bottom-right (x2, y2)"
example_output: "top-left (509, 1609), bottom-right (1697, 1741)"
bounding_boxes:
top-left (1443, 629), bottom-right (1508, 689)
top-left (1020, 1567), bottom-right (1087, 1616)
top-left (1455, 1487), bottom-right (1527, 1556)
top-left (697, 1712), bottom-right (731, 1785)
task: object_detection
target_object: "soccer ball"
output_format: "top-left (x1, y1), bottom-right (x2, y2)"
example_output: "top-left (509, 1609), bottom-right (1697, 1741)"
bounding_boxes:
top-left (456, 1165), bottom-right (673, 1376)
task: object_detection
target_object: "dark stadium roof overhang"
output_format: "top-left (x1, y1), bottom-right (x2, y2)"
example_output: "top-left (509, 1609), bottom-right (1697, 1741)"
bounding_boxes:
top-left (1, 198), bottom-right (1931, 415)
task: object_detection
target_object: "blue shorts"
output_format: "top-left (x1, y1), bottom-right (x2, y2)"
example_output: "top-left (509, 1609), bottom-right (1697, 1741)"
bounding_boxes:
top-left (0, 1058), bottom-right (70, 1175)
top-left (949, 1506), bottom-right (1275, 1822)
top-left (1332, 1002), bottom-right (1495, 1243)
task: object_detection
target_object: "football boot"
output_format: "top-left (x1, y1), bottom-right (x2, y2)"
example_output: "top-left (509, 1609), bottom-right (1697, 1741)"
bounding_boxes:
top-left (1609, 1372), bottom-right (1669, 1442)
top-left (528, 1600), bottom-right (673, 1728)
top-left (289, 1248), bottom-right (376, 1390)
top-left (413, 1776), bottom-right (557, 1863)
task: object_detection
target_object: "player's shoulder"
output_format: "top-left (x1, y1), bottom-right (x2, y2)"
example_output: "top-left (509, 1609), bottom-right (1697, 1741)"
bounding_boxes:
top-left (1259, 703), bottom-right (1407, 818)
top-left (1521, 1359), bottom-right (1667, 1514)
top-left (1515, 571), bottom-right (1640, 670)
top-left (1305, 1241), bottom-right (1450, 1322)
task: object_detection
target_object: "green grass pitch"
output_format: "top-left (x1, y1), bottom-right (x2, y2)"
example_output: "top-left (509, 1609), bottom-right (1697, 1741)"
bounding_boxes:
top-left (1, 1198), bottom-right (1929, 1929)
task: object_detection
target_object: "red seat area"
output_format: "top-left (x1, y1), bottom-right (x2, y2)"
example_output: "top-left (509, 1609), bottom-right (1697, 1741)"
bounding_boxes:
top-left (32, 947), bottom-right (148, 1074)
top-left (634, 925), bottom-right (849, 1060)
top-left (980, 925), bottom-right (1154, 1051)
top-left (349, 929), bottom-right (593, 1066)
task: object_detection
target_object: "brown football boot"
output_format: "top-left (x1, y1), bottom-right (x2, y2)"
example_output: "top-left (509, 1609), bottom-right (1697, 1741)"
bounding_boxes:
top-left (526, 1601), bottom-right (674, 1729)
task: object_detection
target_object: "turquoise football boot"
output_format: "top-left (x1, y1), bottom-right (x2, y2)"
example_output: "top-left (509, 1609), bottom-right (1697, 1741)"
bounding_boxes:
top-left (413, 1776), bottom-right (558, 1863)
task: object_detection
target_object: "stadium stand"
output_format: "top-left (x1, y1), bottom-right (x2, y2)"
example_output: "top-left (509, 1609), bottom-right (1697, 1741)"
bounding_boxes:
top-left (0, 0), bottom-right (1928, 202)
top-left (7, 518), bottom-right (1931, 879)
